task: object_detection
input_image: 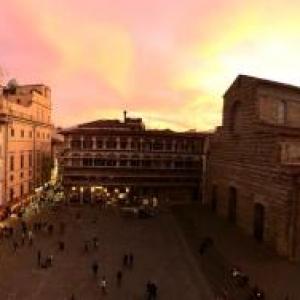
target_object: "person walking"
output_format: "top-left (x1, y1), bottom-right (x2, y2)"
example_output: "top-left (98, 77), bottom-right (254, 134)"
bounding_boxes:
top-left (59, 241), bottom-right (65, 251)
top-left (28, 230), bottom-right (33, 246)
top-left (151, 283), bottom-right (157, 300)
top-left (37, 250), bottom-right (41, 267)
top-left (93, 237), bottom-right (99, 250)
top-left (13, 241), bottom-right (18, 253)
top-left (146, 281), bottom-right (152, 300)
top-left (48, 254), bottom-right (53, 267)
top-left (116, 270), bottom-right (122, 286)
top-left (129, 252), bottom-right (134, 268)
top-left (100, 276), bottom-right (107, 295)
top-left (92, 261), bottom-right (99, 277)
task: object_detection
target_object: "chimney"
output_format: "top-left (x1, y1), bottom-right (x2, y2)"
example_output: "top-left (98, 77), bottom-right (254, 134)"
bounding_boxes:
top-left (123, 110), bottom-right (127, 122)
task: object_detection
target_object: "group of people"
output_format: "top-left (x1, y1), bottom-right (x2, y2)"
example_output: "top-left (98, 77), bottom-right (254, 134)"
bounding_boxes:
top-left (146, 281), bottom-right (158, 300)
top-left (0, 189), bottom-right (162, 300)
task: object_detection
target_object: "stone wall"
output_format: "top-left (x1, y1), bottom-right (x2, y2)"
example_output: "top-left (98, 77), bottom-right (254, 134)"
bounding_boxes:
top-left (206, 75), bottom-right (300, 260)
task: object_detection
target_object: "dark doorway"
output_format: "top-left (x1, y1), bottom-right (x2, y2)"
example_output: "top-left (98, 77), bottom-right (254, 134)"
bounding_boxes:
top-left (192, 187), bottom-right (199, 201)
top-left (228, 186), bottom-right (237, 223)
top-left (211, 185), bottom-right (218, 212)
top-left (253, 203), bottom-right (265, 242)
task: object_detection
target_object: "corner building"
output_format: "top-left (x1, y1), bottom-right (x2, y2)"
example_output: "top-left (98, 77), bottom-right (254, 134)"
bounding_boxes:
top-left (61, 114), bottom-right (206, 203)
top-left (206, 75), bottom-right (300, 260)
top-left (0, 84), bottom-right (52, 206)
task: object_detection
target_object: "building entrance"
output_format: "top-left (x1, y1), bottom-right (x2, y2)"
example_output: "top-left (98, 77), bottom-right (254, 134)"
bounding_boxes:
top-left (228, 186), bottom-right (237, 223)
top-left (253, 203), bottom-right (265, 242)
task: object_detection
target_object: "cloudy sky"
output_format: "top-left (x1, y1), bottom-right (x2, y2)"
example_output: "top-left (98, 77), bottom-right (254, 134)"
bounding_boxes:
top-left (1, 0), bottom-right (300, 130)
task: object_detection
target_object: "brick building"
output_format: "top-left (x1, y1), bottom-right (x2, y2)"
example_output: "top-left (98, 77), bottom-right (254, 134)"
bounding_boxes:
top-left (60, 112), bottom-right (207, 203)
top-left (0, 81), bottom-right (53, 207)
top-left (206, 75), bottom-right (300, 260)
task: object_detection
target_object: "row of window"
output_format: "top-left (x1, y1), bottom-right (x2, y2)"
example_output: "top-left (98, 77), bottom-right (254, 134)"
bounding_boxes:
top-left (9, 151), bottom-right (46, 171)
top-left (70, 139), bottom-right (199, 153)
top-left (10, 128), bottom-right (50, 140)
top-left (66, 158), bottom-right (199, 169)
top-left (10, 170), bottom-right (33, 181)
top-left (9, 181), bottom-right (33, 201)
top-left (10, 152), bottom-right (33, 171)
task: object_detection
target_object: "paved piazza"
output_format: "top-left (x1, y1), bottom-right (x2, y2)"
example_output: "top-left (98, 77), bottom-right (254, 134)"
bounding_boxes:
top-left (0, 203), bottom-right (213, 300)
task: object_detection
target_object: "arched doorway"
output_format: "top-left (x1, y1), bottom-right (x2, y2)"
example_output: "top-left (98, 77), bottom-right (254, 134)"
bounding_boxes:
top-left (228, 186), bottom-right (237, 223)
top-left (211, 185), bottom-right (218, 212)
top-left (253, 203), bottom-right (265, 242)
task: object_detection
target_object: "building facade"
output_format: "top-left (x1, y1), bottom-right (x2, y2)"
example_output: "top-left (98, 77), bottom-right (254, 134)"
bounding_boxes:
top-left (61, 113), bottom-right (206, 203)
top-left (0, 82), bottom-right (52, 207)
top-left (206, 75), bottom-right (300, 260)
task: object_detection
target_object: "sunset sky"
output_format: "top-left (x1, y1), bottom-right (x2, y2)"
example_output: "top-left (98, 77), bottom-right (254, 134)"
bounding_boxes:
top-left (1, 0), bottom-right (300, 130)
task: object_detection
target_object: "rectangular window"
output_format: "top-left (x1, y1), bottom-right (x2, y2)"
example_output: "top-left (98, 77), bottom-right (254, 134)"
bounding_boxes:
top-left (96, 140), bottom-right (103, 149)
top-left (10, 156), bottom-right (14, 171)
top-left (20, 154), bottom-right (24, 168)
top-left (29, 151), bottom-right (32, 167)
top-left (29, 131), bottom-right (32, 138)
top-left (83, 139), bottom-right (93, 149)
top-left (10, 128), bottom-right (14, 137)
top-left (21, 130), bottom-right (24, 138)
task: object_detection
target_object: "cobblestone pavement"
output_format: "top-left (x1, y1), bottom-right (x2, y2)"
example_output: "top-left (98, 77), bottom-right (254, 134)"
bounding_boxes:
top-left (172, 203), bottom-right (300, 300)
top-left (0, 203), bottom-right (213, 300)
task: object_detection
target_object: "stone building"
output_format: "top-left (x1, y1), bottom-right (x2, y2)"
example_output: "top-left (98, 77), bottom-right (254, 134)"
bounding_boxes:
top-left (0, 81), bottom-right (52, 207)
top-left (206, 75), bottom-right (300, 260)
top-left (60, 112), bottom-right (206, 203)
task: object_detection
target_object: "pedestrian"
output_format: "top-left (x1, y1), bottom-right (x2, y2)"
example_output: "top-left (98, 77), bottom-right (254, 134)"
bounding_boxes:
top-left (116, 270), bottom-right (122, 286)
top-left (21, 232), bottom-right (25, 246)
top-left (37, 250), bottom-right (41, 267)
top-left (123, 254), bottom-right (128, 267)
top-left (48, 254), bottom-right (53, 267)
top-left (100, 276), bottom-right (107, 294)
top-left (28, 230), bottom-right (33, 246)
top-left (151, 283), bottom-right (157, 300)
top-left (93, 237), bottom-right (99, 250)
top-left (129, 252), bottom-right (134, 268)
top-left (59, 241), bottom-right (65, 251)
top-left (92, 261), bottom-right (98, 277)
top-left (146, 281), bottom-right (152, 300)
top-left (13, 241), bottom-right (18, 252)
